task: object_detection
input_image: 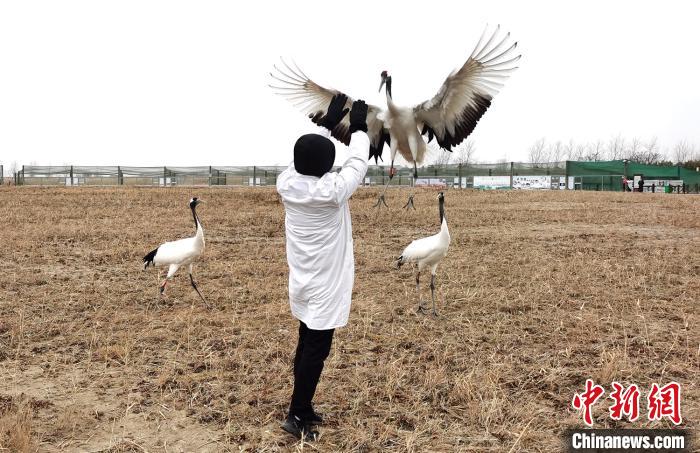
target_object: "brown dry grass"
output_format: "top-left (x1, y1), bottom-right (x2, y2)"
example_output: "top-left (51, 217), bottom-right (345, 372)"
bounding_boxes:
top-left (0, 186), bottom-right (698, 452)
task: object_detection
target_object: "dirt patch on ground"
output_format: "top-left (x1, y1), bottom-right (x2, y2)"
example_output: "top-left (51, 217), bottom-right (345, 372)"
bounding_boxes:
top-left (0, 186), bottom-right (698, 451)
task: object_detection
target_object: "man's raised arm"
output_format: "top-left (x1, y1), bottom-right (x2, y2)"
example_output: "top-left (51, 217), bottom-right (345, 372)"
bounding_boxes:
top-left (333, 100), bottom-right (370, 203)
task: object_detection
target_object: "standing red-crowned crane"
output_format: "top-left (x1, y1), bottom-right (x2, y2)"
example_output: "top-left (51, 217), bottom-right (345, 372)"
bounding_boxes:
top-left (396, 192), bottom-right (450, 316)
top-left (270, 25), bottom-right (520, 207)
top-left (143, 197), bottom-right (208, 307)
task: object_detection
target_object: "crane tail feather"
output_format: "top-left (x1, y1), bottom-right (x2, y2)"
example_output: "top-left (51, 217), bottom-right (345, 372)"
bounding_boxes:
top-left (143, 247), bottom-right (158, 269)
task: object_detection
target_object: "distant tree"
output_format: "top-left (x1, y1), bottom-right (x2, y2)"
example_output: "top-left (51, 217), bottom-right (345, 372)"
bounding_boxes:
top-left (682, 159), bottom-right (700, 170)
top-left (584, 140), bottom-right (605, 161)
top-left (454, 140), bottom-right (477, 166)
top-left (570, 142), bottom-right (589, 161)
top-left (528, 138), bottom-right (548, 167)
top-left (606, 134), bottom-right (626, 160)
top-left (430, 145), bottom-right (453, 168)
top-left (679, 142), bottom-right (699, 169)
top-left (623, 136), bottom-right (662, 164)
top-left (633, 136), bottom-right (665, 164)
top-left (562, 139), bottom-right (577, 162)
top-left (625, 137), bottom-right (642, 160)
top-left (496, 156), bottom-right (510, 171)
top-left (673, 140), bottom-right (693, 164)
top-left (7, 161), bottom-right (18, 184)
top-left (549, 140), bottom-right (564, 163)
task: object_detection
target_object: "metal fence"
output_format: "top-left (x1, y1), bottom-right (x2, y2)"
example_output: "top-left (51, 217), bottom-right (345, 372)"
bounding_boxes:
top-left (13, 162), bottom-right (567, 188)
top-left (10, 161), bottom-right (699, 192)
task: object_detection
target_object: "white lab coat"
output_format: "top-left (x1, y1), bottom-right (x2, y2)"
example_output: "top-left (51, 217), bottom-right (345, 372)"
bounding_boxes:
top-left (276, 131), bottom-right (370, 330)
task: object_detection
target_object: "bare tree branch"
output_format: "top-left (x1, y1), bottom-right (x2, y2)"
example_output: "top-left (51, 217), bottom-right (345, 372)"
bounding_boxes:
top-left (673, 140), bottom-right (692, 164)
top-left (606, 134), bottom-right (626, 160)
top-left (528, 138), bottom-right (548, 167)
top-left (453, 140), bottom-right (477, 166)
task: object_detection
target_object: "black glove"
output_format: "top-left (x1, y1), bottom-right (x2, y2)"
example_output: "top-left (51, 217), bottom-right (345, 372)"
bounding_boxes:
top-left (319, 93), bottom-right (349, 130)
top-left (349, 100), bottom-right (368, 133)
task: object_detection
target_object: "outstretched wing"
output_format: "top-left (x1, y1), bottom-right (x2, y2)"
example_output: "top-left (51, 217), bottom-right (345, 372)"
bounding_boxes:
top-left (270, 60), bottom-right (389, 163)
top-left (414, 25), bottom-right (520, 151)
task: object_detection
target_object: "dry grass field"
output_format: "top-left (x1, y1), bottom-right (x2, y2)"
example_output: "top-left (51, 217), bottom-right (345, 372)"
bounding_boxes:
top-left (0, 186), bottom-right (698, 452)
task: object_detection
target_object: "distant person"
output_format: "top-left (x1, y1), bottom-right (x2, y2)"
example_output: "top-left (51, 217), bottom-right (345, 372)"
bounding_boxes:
top-left (276, 94), bottom-right (370, 441)
top-left (651, 183), bottom-right (656, 193)
top-left (638, 178), bottom-right (644, 193)
top-left (621, 176), bottom-right (628, 192)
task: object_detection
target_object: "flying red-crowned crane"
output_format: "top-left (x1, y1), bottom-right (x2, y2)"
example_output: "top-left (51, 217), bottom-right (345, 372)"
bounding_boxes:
top-left (271, 25), bottom-right (520, 204)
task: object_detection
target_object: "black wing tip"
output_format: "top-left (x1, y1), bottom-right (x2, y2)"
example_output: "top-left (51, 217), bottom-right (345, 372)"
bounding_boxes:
top-left (426, 92), bottom-right (492, 149)
top-left (143, 247), bottom-right (158, 269)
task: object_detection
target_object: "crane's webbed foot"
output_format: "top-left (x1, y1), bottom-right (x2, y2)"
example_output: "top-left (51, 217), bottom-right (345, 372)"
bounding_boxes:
top-left (417, 305), bottom-right (438, 316)
top-left (403, 195), bottom-right (416, 210)
top-left (374, 194), bottom-right (388, 208)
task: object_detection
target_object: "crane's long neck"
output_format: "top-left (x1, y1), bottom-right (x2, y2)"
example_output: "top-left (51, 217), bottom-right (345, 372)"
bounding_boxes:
top-left (384, 77), bottom-right (395, 108)
top-left (439, 198), bottom-right (450, 240)
top-left (191, 205), bottom-right (203, 237)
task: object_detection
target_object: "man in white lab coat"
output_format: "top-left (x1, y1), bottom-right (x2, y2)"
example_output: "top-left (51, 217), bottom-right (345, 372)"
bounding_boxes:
top-left (277, 94), bottom-right (369, 441)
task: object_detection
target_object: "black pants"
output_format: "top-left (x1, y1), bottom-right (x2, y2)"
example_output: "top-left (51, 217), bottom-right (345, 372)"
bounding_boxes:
top-left (289, 321), bottom-right (334, 419)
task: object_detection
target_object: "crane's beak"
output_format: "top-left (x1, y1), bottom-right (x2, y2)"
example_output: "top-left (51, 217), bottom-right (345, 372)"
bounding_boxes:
top-left (378, 78), bottom-right (386, 93)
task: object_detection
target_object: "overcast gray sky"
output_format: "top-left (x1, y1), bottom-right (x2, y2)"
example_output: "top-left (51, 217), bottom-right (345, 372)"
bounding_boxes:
top-left (1, 0), bottom-right (699, 172)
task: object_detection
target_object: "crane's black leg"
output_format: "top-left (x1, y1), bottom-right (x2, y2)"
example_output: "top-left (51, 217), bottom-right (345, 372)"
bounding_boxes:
top-left (402, 162), bottom-right (417, 210)
top-left (374, 161), bottom-right (394, 209)
top-left (189, 266), bottom-right (210, 308)
top-left (416, 271), bottom-right (426, 313)
top-left (403, 194), bottom-right (416, 210)
top-left (430, 273), bottom-right (438, 317)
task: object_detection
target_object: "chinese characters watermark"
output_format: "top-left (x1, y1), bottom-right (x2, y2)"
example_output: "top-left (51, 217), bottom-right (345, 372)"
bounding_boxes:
top-left (572, 380), bottom-right (682, 426)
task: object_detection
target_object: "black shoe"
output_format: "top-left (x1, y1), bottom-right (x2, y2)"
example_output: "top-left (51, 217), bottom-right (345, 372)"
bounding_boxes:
top-left (281, 414), bottom-right (319, 442)
top-left (307, 410), bottom-right (323, 425)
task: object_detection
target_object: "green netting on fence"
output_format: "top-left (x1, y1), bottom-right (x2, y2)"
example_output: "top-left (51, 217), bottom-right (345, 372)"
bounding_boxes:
top-left (567, 160), bottom-right (700, 182)
top-left (566, 160), bottom-right (700, 191)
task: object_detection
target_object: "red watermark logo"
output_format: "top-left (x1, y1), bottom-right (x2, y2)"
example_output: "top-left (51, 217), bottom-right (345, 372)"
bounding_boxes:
top-left (648, 382), bottom-right (682, 425)
top-left (572, 380), bottom-right (682, 426)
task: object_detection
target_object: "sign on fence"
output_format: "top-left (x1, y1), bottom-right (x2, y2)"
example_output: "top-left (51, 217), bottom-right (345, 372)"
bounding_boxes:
top-left (473, 176), bottom-right (510, 190)
top-left (512, 176), bottom-right (551, 190)
top-left (415, 178), bottom-right (447, 188)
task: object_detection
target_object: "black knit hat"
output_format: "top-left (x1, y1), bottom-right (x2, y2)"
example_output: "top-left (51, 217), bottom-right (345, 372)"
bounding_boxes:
top-left (294, 134), bottom-right (335, 177)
